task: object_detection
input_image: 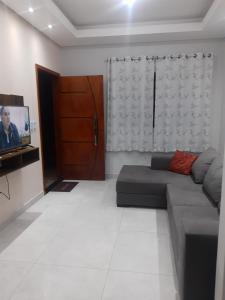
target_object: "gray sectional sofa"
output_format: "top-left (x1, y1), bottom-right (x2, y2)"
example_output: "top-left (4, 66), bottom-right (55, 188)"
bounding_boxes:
top-left (116, 148), bottom-right (222, 300)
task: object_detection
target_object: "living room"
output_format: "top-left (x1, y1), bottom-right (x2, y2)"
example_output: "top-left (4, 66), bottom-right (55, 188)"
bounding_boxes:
top-left (0, 0), bottom-right (225, 299)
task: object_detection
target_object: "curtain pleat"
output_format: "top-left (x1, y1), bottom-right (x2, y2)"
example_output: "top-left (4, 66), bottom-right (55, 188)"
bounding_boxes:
top-left (154, 53), bottom-right (214, 152)
top-left (107, 57), bottom-right (155, 152)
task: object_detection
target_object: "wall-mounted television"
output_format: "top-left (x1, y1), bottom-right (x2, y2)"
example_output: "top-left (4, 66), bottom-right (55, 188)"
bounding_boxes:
top-left (0, 106), bottom-right (31, 154)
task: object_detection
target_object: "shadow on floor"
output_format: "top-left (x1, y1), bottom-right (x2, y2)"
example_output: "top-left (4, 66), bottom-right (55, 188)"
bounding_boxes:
top-left (0, 212), bottom-right (42, 253)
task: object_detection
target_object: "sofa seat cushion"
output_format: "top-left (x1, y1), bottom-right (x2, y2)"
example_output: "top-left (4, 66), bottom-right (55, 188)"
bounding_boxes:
top-left (116, 165), bottom-right (200, 195)
top-left (167, 184), bottom-right (211, 208)
top-left (168, 204), bottom-right (219, 265)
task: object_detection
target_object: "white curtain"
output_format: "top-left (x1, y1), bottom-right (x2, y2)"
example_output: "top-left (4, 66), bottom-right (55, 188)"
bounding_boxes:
top-left (107, 57), bottom-right (154, 151)
top-left (154, 53), bottom-right (214, 152)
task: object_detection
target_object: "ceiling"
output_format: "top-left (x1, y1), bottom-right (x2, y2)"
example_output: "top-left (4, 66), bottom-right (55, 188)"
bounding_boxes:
top-left (53, 0), bottom-right (213, 27)
top-left (1, 0), bottom-right (225, 47)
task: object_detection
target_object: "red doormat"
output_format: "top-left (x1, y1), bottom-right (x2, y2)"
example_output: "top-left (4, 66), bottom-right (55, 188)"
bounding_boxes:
top-left (51, 182), bottom-right (79, 192)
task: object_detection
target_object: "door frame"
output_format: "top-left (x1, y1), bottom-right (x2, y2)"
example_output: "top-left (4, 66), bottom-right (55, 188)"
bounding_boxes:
top-left (35, 64), bottom-right (61, 192)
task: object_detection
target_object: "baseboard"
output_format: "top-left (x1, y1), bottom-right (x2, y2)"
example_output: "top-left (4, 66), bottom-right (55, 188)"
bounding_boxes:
top-left (24, 191), bottom-right (45, 210)
top-left (105, 174), bottom-right (118, 179)
top-left (0, 191), bottom-right (44, 232)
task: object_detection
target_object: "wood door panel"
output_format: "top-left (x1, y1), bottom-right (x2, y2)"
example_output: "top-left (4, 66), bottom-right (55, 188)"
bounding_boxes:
top-left (60, 77), bottom-right (89, 93)
top-left (60, 118), bottom-right (93, 142)
top-left (58, 75), bottom-right (105, 180)
top-left (61, 165), bottom-right (91, 180)
top-left (61, 143), bottom-right (96, 165)
top-left (59, 94), bottom-right (95, 117)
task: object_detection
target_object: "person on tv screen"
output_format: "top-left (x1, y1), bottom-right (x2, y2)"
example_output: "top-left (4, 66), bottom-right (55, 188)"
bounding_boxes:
top-left (0, 106), bottom-right (20, 150)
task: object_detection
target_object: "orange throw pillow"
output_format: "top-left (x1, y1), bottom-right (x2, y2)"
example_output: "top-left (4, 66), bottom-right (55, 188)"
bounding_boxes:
top-left (169, 150), bottom-right (198, 175)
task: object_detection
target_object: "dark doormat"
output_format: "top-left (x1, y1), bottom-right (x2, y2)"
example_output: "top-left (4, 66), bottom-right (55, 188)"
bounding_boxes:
top-left (51, 181), bottom-right (79, 192)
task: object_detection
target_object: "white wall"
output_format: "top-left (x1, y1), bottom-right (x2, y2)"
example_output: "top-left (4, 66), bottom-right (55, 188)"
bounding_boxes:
top-left (215, 41), bottom-right (225, 300)
top-left (61, 39), bottom-right (225, 175)
top-left (0, 3), bottom-right (61, 226)
top-left (219, 41), bottom-right (225, 153)
top-left (215, 152), bottom-right (225, 300)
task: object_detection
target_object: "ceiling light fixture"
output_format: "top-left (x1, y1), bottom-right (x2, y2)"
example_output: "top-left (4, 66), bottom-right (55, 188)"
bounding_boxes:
top-left (28, 7), bottom-right (34, 13)
top-left (123, 0), bottom-right (136, 6)
top-left (48, 24), bottom-right (53, 29)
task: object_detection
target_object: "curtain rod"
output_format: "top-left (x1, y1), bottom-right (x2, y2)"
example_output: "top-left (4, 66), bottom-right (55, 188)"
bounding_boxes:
top-left (105, 53), bottom-right (213, 63)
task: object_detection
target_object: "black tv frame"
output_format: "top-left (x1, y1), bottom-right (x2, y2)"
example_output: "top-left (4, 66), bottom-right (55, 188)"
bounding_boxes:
top-left (0, 105), bottom-right (31, 155)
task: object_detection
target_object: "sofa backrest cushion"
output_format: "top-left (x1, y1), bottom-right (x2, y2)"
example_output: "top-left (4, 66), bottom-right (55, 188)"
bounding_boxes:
top-left (151, 152), bottom-right (174, 170)
top-left (192, 147), bottom-right (218, 183)
top-left (203, 155), bottom-right (223, 206)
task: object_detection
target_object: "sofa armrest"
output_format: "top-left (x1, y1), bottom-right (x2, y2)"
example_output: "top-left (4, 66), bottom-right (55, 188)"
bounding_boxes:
top-left (151, 152), bottom-right (174, 170)
top-left (183, 219), bottom-right (218, 236)
top-left (181, 218), bottom-right (218, 300)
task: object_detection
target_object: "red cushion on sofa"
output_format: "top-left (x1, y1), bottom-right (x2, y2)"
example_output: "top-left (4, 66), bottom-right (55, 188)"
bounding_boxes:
top-left (169, 150), bottom-right (198, 175)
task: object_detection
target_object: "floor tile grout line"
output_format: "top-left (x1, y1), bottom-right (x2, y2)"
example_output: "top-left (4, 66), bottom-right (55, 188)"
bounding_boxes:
top-left (99, 181), bottom-right (120, 300)
top-left (33, 261), bottom-right (175, 277)
top-left (108, 267), bottom-right (175, 277)
top-left (31, 222), bottom-right (71, 266)
top-left (118, 229), bottom-right (170, 235)
top-left (33, 261), bottom-right (108, 272)
top-left (7, 259), bottom-right (38, 300)
top-left (100, 204), bottom-right (125, 300)
top-left (0, 258), bottom-right (175, 278)
top-left (7, 225), bottom-right (64, 300)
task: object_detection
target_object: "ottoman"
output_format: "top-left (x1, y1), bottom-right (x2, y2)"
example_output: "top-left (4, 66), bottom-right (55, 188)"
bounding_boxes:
top-left (116, 165), bottom-right (167, 208)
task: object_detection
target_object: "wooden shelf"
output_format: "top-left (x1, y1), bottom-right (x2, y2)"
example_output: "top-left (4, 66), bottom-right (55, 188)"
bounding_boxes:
top-left (0, 146), bottom-right (39, 177)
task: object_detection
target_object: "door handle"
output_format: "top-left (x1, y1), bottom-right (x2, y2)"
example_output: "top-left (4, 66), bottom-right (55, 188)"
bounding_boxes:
top-left (93, 115), bottom-right (98, 146)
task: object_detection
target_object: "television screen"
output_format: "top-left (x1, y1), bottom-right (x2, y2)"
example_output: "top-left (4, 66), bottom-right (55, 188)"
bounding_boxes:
top-left (0, 106), bottom-right (31, 153)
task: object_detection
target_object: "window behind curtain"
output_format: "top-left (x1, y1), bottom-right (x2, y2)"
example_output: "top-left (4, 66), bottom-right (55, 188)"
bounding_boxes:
top-left (106, 53), bottom-right (214, 153)
top-left (154, 53), bottom-right (214, 152)
top-left (106, 57), bottom-right (155, 152)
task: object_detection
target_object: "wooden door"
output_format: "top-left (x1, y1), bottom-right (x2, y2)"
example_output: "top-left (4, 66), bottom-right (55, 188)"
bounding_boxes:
top-left (57, 75), bottom-right (105, 180)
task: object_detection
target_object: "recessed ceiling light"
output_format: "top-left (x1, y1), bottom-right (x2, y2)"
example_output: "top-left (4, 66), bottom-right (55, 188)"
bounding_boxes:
top-left (123, 0), bottom-right (136, 6)
top-left (48, 24), bottom-right (53, 29)
top-left (28, 7), bottom-right (34, 13)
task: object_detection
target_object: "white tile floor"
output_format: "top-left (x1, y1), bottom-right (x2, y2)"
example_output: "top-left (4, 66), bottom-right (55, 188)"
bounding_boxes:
top-left (0, 179), bottom-right (178, 300)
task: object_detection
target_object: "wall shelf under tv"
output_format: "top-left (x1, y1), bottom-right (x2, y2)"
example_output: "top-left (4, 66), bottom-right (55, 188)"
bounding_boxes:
top-left (0, 146), bottom-right (39, 177)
